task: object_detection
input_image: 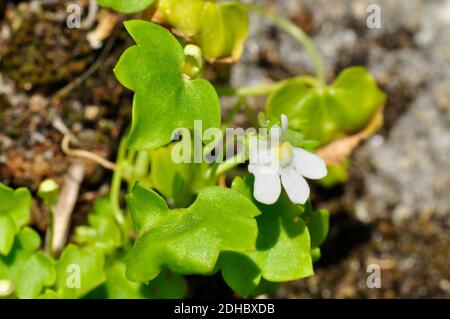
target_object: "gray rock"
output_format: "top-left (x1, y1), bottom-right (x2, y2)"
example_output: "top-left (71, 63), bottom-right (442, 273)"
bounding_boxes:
top-left (232, 0), bottom-right (450, 221)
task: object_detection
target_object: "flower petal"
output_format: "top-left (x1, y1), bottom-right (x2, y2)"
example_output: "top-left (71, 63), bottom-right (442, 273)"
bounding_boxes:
top-left (248, 142), bottom-right (279, 175)
top-left (252, 172), bottom-right (281, 205)
top-left (292, 147), bottom-right (327, 180)
top-left (280, 165), bottom-right (310, 204)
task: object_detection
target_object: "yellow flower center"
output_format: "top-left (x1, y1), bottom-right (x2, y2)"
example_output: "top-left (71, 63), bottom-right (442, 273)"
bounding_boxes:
top-left (277, 142), bottom-right (293, 167)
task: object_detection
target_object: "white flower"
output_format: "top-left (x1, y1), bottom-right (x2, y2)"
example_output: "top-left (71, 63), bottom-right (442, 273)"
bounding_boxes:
top-left (248, 115), bottom-right (327, 205)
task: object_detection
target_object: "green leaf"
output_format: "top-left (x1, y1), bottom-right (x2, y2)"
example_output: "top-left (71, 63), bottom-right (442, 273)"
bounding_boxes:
top-left (114, 20), bottom-right (221, 150)
top-left (15, 252), bottom-right (56, 299)
top-left (218, 251), bottom-right (260, 296)
top-left (150, 144), bottom-right (194, 203)
top-left (157, 0), bottom-right (205, 36)
top-left (330, 67), bottom-right (386, 131)
top-left (85, 259), bottom-right (143, 299)
top-left (266, 67), bottom-right (386, 146)
top-left (156, 0), bottom-right (249, 61)
top-left (220, 176), bottom-right (314, 296)
top-left (38, 289), bottom-right (62, 299)
top-left (0, 215), bottom-right (16, 256)
top-left (53, 245), bottom-right (105, 298)
top-left (199, 2), bottom-right (249, 60)
top-left (252, 279), bottom-right (280, 296)
top-left (0, 184), bottom-right (31, 228)
top-left (0, 228), bottom-right (56, 298)
top-left (305, 209), bottom-right (329, 248)
top-left (150, 143), bottom-right (217, 207)
top-left (126, 185), bottom-right (169, 235)
top-left (74, 198), bottom-right (122, 254)
top-left (125, 184), bottom-right (260, 283)
top-left (0, 227), bottom-right (42, 281)
top-left (97, 0), bottom-right (154, 13)
top-left (146, 269), bottom-right (188, 299)
top-left (0, 184), bottom-right (32, 255)
top-left (86, 258), bottom-right (188, 299)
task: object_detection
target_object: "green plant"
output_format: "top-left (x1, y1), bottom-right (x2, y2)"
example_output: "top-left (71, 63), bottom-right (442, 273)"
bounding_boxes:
top-left (0, 0), bottom-right (386, 299)
top-left (0, 184), bottom-right (31, 256)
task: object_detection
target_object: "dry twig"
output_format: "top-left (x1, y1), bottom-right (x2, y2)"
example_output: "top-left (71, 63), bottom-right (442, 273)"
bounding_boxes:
top-left (51, 161), bottom-right (86, 255)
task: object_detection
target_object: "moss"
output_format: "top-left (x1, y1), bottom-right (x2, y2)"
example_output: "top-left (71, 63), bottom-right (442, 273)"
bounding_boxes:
top-left (0, 5), bottom-right (94, 90)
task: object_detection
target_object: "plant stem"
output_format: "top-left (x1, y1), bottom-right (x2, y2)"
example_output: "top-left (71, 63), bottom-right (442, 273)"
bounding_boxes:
top-left (110, 138), bottom-right (127, 237)
top-left (218, 75), bottom-right (322, 98)
top-left (47, 206), bottom-right (56, 258)
top-left (214, 135), bottom-right (248, 177)
top-left (246, 4), bottom-right (326, 84)
top-left (215, 153), bottom-right (245, 177)
top-left (217, 84), bottom-right (281, 97)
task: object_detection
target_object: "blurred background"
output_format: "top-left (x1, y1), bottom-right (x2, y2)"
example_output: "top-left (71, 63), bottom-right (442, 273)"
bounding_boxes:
top-left (0, 0), bottom-right (449, 298)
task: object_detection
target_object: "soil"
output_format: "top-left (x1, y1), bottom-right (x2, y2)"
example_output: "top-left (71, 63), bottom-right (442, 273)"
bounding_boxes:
top-left (0, 0), bottom-right (449, 299)
top-left (1, 1), bottom-right (131, 232)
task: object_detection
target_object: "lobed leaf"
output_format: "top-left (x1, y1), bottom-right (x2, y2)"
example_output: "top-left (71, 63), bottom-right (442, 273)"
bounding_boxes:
top-left (0, 184), bottom-right (32, 256)
top-left (0, 228), bottom-right (55, 298)
top-left (15, 252), bottom-right (56, 299)
top-left (114, 20), bottom-right (221, 150)
top-left (52, 245), bottom-right (106, 298)
top-left (125, 184), bottom-right (261, 283)
top-left (86, 259), bottom-right (188, 299)
top-left (266, 67), bottom-right (386, 146)
top-left (74, 198), bottom-right (122, 254)
top-left (156, 0), bottom-right (249, 61)
top-left (219, 176), bottom-right (315, 296)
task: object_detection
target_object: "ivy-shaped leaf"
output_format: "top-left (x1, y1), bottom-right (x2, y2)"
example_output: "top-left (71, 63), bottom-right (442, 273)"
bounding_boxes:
top-left (198, 2), bottom-right (249, 61)
top-left (75, 198), bottom-right (122, 254)
top-left (97, 0), bottom-right (154, 14)
top-left (85, 259), bottom-right (188, 299)
top-left (219, 176), bottom-right (315, 296)
top-left (0, 184), bottom-right (32, 255)
top-left (266, 67), bottom-right (386, 146)
top-left (114, 20), bottom-right (221, 150)
top-left (43, 245), bottom-right (106, 299)
top-left (125, 184), bottom-right (260, 283)
top-left (156, 0), bottom-right (249, 61)
top-left (72, 193), bottom-right (188, 299)
top-left (157, 0), bottom-right (205, 36)
top-left (15, 252), bottom-right (56, 299)
top-left (0, 227), bottom-right (56, 298)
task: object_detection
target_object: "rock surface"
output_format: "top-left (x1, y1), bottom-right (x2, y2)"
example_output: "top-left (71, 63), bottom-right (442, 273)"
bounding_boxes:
top-left (237, 0), bottom-right (450, 222)
top-left (234, 0), bottom-right (450, 298)
top-left (0, 0), bottom-right (448, 299)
